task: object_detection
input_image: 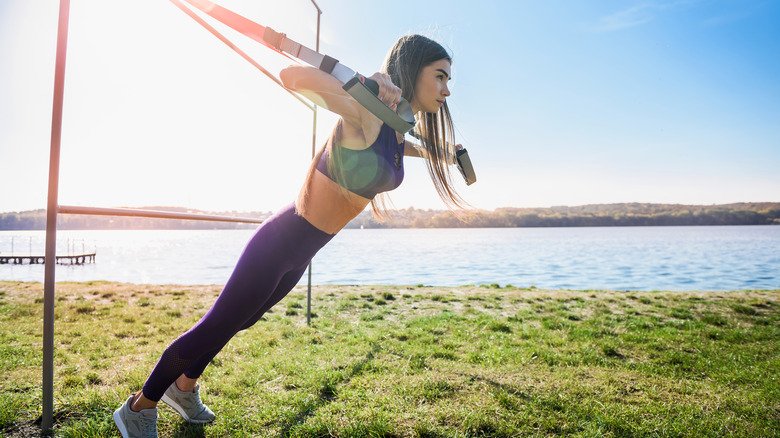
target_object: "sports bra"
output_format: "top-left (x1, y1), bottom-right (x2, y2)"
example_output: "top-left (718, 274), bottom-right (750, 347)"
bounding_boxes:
top-left (316, 121), bottom-right (405, 199)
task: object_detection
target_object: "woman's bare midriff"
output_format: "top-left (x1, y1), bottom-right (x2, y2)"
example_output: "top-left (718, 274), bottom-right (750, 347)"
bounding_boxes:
top-left (293, 115), bottom-right (405, 235)
top-left (294, 168), bottom-right (371, 235)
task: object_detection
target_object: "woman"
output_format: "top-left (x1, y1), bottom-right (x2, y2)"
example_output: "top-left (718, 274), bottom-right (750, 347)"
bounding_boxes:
top-left (114, 34), bottom-right (468, 437)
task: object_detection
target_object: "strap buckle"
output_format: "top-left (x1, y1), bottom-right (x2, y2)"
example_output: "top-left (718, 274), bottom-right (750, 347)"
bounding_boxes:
top-left (262, 26), bottom-right (285, 50)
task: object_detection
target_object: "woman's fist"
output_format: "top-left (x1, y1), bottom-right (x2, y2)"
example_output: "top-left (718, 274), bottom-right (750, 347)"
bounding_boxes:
top-left (448, 144), bottom-right (463, 165)
top-left (368, 72), bottom-right (401, 110)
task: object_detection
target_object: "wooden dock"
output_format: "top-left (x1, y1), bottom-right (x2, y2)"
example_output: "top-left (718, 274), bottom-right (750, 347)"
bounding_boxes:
top-left (0, 253), bottom-right (96, 265)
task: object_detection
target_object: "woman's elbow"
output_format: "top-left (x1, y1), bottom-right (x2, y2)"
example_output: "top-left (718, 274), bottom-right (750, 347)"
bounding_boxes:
top-left (279, 65), bottom-right (299, 90)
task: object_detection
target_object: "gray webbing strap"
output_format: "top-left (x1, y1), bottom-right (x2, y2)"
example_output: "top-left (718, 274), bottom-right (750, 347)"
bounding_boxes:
top-left (262, 27), bottom-right (415, 133)
top-left (177, 0), bottom-right (417, 134)
top-left (179, 0), bottom-right (416, 133)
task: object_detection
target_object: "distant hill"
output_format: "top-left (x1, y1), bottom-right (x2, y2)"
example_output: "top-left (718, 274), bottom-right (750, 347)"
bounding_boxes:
top-left (1, 203), bottom-right (778, 230)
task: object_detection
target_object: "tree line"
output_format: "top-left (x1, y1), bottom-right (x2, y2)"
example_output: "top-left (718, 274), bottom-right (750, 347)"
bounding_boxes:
top-left (1, 203), bottom-right (778, 230)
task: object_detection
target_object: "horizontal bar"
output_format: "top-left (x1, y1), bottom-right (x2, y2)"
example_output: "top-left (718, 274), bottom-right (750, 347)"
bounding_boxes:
top-left (58, 205), bottom-right (264, 224)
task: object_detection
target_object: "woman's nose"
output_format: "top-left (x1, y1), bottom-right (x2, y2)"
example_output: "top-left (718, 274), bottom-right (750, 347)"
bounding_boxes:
top-left (442, 85), bottom-right (450, 97)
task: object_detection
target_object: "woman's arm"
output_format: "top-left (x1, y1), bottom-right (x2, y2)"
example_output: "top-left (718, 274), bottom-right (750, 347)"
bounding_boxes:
top-left (403, 139), bottom-right (427, 159)
top-left (404, 139), bottom-right (461, 165)
top-left (280, 66), bottom-right (402, 142)
top-left (279, 65), bottom-right (365, 128)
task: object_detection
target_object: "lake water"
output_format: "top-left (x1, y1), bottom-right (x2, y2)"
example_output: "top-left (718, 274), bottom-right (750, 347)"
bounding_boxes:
top-left (0, 226), bottom-right (778, 291)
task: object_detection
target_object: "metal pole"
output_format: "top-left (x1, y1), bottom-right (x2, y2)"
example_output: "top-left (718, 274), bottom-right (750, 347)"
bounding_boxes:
top-left (59, 204), bottom-right (262, 224)
top-left (42, 0), bottom-right (70, 431)
top-left (306, 2), bottom-right (321, 326)
top-left (307, 99), bottom-right (317, 325)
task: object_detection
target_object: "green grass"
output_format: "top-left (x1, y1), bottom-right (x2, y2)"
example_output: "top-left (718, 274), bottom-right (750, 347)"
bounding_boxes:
top-left (0, 281), bottom-right (778, 437)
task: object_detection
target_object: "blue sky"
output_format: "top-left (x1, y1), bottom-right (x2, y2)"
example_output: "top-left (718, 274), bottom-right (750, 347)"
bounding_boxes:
top-left (1, 0), bottom-right (778, 213)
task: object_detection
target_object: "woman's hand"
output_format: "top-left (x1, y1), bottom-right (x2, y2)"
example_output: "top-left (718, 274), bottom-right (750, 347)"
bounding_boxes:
top-left (448, 144), bottom-right (464, 165)
top-left (368, 72), bottom-right (401, 111)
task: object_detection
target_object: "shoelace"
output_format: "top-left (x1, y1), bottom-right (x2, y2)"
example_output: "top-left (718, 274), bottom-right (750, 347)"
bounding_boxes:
top-left (192, 391), bottom-right (207, 413)
top-left (143, 422), bottom-right (156, 435)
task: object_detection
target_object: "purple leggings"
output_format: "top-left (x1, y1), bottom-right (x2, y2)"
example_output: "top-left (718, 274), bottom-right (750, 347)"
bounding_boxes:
top-left (141, 202), bottom-right (336, 401)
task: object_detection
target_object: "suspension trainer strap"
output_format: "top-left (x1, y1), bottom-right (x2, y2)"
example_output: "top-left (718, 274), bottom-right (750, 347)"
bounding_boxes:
top-left (172, 0), bottom-right (416, 133)
top-left (168, 0), bottom-right (310, 108)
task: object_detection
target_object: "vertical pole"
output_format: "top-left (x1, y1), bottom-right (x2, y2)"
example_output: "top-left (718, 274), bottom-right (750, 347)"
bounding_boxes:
top-left (306, 102), bottom-right (317, 326)
top-left (42, 0), bottom-right (70, 432)
top-left (306, 4), bottom-right (321, 326)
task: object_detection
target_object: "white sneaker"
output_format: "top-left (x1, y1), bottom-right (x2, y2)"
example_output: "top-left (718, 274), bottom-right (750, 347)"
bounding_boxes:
top-left (161, 382), bottom-right (216, 424)
top-left (113, 394), bottom-right (158, 438)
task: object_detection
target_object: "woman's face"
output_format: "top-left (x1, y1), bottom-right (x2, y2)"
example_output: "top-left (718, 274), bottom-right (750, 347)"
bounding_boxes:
top-left (412, 58), bottom-right (452, 114)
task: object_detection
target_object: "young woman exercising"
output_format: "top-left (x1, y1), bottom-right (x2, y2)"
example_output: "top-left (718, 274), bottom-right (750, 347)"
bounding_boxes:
top-left (114, 34), bottom-right (468, 437)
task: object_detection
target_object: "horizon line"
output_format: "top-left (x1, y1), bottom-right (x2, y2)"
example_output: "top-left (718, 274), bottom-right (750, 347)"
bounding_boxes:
top-left (1, 200), bottom-right (779, 215)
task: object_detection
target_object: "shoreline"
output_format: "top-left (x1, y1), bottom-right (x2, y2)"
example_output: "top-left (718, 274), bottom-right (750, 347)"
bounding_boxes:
top-left (2, 279), bottom-right (779, 295)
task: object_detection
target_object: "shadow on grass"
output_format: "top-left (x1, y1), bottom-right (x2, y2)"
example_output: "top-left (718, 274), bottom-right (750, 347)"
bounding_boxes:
top-left (277, 341), bottom-right (382, 436)
top-left (1, 408), bottom-right (207, 438)
top-left (2, 422), bottom-right (48, 438)
top-left (452, 371), bottom-right (531, 402)
top-left (2, 410), bottom-right (73, 438)
top-left (171, 421), bottom-right (205, 438)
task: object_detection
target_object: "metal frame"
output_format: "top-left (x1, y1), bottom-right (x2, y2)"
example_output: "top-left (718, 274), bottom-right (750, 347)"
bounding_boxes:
top-left (41, 1), bottom-right (321, 431)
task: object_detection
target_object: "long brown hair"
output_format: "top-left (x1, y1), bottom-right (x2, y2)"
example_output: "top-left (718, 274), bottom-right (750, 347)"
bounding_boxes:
top-left (300, 35), bottom-right (474, 223)
top-left (375, 34), bottom-right (472, 221)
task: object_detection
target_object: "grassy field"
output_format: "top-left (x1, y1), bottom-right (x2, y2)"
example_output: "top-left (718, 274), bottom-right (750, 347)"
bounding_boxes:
top-left (0, 280), bottom-right (778, 437)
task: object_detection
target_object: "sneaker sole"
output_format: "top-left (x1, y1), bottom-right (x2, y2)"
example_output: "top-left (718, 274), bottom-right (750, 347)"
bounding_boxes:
top-left (113, 408), bottom-right (130, 438)
top-left (160, 393), bottom-right (213, 424)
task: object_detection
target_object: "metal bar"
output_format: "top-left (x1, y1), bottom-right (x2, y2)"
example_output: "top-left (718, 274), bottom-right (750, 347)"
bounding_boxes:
top-left (42, 0), bottom-right (70, 431)
top-left (307, 99), bottom-right (316, 325)
top-left (58, 205), bottom-right (264, 224)
top-left (306, 3), bottom-right (321, 326)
